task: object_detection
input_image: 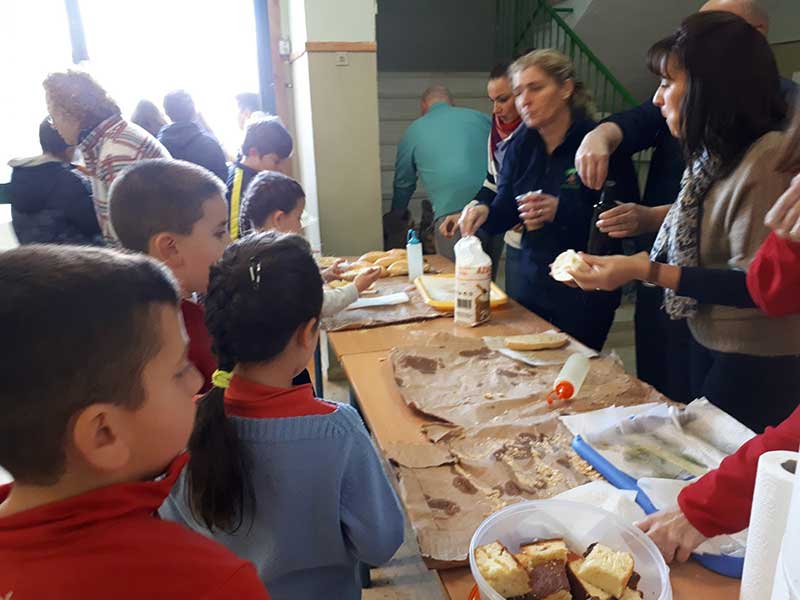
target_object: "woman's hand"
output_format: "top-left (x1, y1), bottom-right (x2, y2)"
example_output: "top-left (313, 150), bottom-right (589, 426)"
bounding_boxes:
top-left (568, 252), bottom-right (650, 291)
top-left (321, 258), bottom-right (346, 282)
top-left (637, 505), bottom-right (708, 563)
top-left (766, 174), bottom-right (800, 241)
top-left (459, 203), bottom-right (490, 237)
top-left (596, 203), bottom-right (659, 238)
top-left (518, 192), bottom-right (559, 231)
top-left (438, 213), bottom-right (461, 239)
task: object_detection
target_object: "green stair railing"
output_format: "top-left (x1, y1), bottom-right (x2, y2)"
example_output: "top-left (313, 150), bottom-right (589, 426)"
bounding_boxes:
top-left (496, 0), bottom-right (639, 117)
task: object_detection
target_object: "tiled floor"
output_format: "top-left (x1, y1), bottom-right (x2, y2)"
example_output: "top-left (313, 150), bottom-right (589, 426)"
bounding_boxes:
top-left (324, 301), bottom-right (638, 599)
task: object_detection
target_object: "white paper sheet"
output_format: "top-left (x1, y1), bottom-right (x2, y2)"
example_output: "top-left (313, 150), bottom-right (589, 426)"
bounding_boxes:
top-left (344, 291), bottom-right (410, 310)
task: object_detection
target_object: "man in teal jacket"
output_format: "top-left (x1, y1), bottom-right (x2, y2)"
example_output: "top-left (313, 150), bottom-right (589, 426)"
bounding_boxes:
top-left (390, 85), bottom-right (492, 262)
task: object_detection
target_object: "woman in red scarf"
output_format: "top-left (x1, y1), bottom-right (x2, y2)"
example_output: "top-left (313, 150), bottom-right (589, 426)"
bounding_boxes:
top-left (638, 105), bottom-right (800, 564)
top-left (440, 62), bottom-right (526, 293)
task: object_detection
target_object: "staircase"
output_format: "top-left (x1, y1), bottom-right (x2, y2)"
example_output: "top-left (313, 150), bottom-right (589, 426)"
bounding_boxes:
top-left (378, 72), bottom-right (492, 219)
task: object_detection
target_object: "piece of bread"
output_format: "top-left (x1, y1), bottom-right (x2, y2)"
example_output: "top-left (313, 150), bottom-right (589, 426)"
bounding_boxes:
top-left (328, 279), bottom-right (350, 289)
top-left (374, 255), bottom-right (400, 268)
top-left (340, 266), bottom-right (385, 281)
top-left (619, 589), bottom-right (643, 600)
top-left (551, 249), bottom-right (590, 282)
top-left (358, 250), bottom-right (388, 263)
top-left (575, 544), bottom-right (634, 599)
top-left (388, 248), bottom-right (407, 256)
top-left (474, 542), bottom-right (532, 598)
top-left (540, 592), bottom-right (572, 600)
top-left (387, 260), bottom-right (409, 276)
top-left (505, 332), bottom-right (569, 351)
top-left (567, 559), bottom-right (612, 600)
top-left (317, 256), bottom-right (341, 268)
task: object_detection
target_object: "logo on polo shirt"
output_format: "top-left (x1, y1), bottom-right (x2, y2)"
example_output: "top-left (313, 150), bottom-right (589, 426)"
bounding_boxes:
top-left (562, 167), bottom-right (580, 190)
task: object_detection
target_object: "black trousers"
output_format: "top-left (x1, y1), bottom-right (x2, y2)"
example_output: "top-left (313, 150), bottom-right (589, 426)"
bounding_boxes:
top-left (689, 335), bottom-right (800, 433)
top-left (635, 283), bottom-right (692, 404)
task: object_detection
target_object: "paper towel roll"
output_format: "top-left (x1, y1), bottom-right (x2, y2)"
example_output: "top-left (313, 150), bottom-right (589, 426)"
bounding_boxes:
top-left (741, 451), bottom-right (798, 600)
top-left (771, 446), bottom-right (800, 600)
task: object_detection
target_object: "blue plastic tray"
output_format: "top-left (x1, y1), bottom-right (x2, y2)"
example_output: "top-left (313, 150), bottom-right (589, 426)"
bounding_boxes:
top-left (572, 435), bottom-right (744, 578)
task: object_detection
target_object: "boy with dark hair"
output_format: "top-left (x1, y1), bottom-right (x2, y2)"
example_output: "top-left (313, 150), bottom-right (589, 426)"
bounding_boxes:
top-left (227, 116), bottom-right (293, 239)
top-left (159, 90), bottom-right (229, 182)
top-left (7, 117), bottom-right (101, 245)
top-left (111, 158), bottom-right (230, 392)
top-left (0, 245), bottom-right (269, 599)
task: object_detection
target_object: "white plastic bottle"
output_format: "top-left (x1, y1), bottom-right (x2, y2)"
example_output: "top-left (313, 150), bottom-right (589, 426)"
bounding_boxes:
top-left (547, 354), bottom-right (589, 405)
top-left (454, 235), bottom-right (492, 327)
top-left (406, 229), bottom-right (423, 282)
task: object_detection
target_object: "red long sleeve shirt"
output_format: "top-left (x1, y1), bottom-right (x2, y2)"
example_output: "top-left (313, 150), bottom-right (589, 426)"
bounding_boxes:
top-left (679, 232), bottom-right (800, 536)
top-left (0, 453), bottom-right (269, 600)
top-left (747, 231), bottom-right (800, 317)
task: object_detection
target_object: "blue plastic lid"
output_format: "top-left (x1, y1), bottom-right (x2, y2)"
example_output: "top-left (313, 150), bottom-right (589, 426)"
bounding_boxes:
top-left (407, 229), bottom-right (420, 244)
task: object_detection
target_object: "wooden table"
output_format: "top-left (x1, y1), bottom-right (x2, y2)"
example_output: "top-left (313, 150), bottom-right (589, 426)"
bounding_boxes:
top-left (328, 255), bottom-right (741, 600)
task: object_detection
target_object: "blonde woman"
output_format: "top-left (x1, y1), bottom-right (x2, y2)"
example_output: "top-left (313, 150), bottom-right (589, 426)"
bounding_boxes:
top-left (460, 49), bottom-right (640, 350)
top-left (43, 71), bottom-right (170, 243)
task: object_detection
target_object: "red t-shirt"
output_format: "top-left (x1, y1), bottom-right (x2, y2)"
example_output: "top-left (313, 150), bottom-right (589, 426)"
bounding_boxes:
top-left (0, 454), bottom-right (269, 600)
top-left (679, 405), bottom-right (800, 537)
top-left (181, 299), bottom-right (215, 394)
top-left (224, 376), bottom-right (336, 419)
top-left (747, 231), bottom-right (800, 317)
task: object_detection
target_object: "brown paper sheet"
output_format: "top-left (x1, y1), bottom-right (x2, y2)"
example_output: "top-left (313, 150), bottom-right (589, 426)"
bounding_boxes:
top-left (321, 277), bottom-right (447, 332)
top-left (393, 418), bottom-right (599, 564)
top-left (386, 332), bottom-right (665, 564)
top-left (390, 333), bottom-right (665, 428)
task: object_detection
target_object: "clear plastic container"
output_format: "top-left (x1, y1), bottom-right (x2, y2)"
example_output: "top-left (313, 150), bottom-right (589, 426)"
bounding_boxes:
top-left (469, 499), bottom-right (672, 600)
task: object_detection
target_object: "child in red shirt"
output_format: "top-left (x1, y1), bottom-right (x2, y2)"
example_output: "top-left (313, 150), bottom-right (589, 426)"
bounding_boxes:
top-left (110, 159), bottom-right (230, 392)
top-left (0, 245), bottom-right (268, 599)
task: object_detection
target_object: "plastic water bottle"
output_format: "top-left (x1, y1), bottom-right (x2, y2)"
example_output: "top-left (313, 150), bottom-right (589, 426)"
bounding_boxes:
top-left (547, 354), bottom-right (590, 405)
top-left (407, 229), bottom-right (423, 282)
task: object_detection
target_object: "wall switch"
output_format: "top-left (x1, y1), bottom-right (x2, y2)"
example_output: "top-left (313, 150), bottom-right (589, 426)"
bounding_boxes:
top-left (335, 52), bottom-right (349, 67)
top-left (278, 38), bottom-right (291, 57)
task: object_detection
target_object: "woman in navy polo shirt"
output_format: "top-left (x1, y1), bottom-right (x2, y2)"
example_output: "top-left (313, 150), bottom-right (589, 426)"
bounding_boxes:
top-left (461, 49), bottom-right (640, 351)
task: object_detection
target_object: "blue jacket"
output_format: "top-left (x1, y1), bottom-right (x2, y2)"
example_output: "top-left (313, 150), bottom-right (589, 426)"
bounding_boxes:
top-left (158, 121), bottom-right (229, 182)
top-left (479, 115), bottom-right (639, 350)
top-left (8, 155), bottom-right (102, 245)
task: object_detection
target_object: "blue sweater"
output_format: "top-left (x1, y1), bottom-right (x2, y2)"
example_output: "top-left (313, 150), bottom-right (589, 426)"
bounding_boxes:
top-left (159, 403), bottom-right (404, 600)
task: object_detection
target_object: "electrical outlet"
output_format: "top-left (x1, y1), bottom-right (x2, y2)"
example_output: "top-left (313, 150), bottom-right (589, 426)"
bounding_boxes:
top-left (335, 52), bottom-right (349, 67)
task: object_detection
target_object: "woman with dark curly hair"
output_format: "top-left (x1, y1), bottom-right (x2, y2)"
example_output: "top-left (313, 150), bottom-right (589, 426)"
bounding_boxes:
top-left (43, 70), bottom-right (170, 242)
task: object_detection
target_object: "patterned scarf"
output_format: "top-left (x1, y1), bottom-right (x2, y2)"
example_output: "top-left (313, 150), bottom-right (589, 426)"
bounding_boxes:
top-left (650, 151), bottom-right (721, 320)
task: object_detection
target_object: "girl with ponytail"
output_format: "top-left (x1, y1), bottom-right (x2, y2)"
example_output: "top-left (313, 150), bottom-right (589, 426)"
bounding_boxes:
top-left (159, 232), bottom-right (404, 599)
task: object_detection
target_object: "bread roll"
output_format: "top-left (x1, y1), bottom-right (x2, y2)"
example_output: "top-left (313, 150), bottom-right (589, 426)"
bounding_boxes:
top-left (374, 255), bottom-right (398, 268)
top-left (551, 249), bottom-right (590, 282)
top-left (358, 251), bottom-right (388, 263)
top-left (387, 260), bottom-right (409, 276)
top-left (505, 332), bottom-right (569, 351)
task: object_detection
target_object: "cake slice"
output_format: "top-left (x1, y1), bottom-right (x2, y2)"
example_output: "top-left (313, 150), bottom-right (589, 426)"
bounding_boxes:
top-left (575, 544), bottom-right (635, 599)
top-left (516, 539), bottom-right (570, 600)
top-left (474, 541), bottom-right (532, 598)
top-left (567, 558), bottom-right (613, 600)
top-left (517, 538), bottom-right (570, 569)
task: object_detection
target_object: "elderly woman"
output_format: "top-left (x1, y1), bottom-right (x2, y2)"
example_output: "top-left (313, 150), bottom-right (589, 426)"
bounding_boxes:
top-left (460, 49), bottom-right (640, 351)
top-left (43, 71), bottom-right (170, 242)
top-left (564, 12), bottom-right (799, 433)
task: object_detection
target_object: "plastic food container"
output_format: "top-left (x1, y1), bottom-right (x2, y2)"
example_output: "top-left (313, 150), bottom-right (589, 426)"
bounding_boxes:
top-left (469, 499), bottom-right (672, 600)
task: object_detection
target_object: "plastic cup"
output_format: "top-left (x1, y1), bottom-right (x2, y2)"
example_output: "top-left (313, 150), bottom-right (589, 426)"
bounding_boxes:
top-left (469, 499), bottom-right (672, 600)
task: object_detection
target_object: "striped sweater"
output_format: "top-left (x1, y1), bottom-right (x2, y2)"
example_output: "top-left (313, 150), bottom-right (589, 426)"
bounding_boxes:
top-left (79, 115), bottom-right (170, 242)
